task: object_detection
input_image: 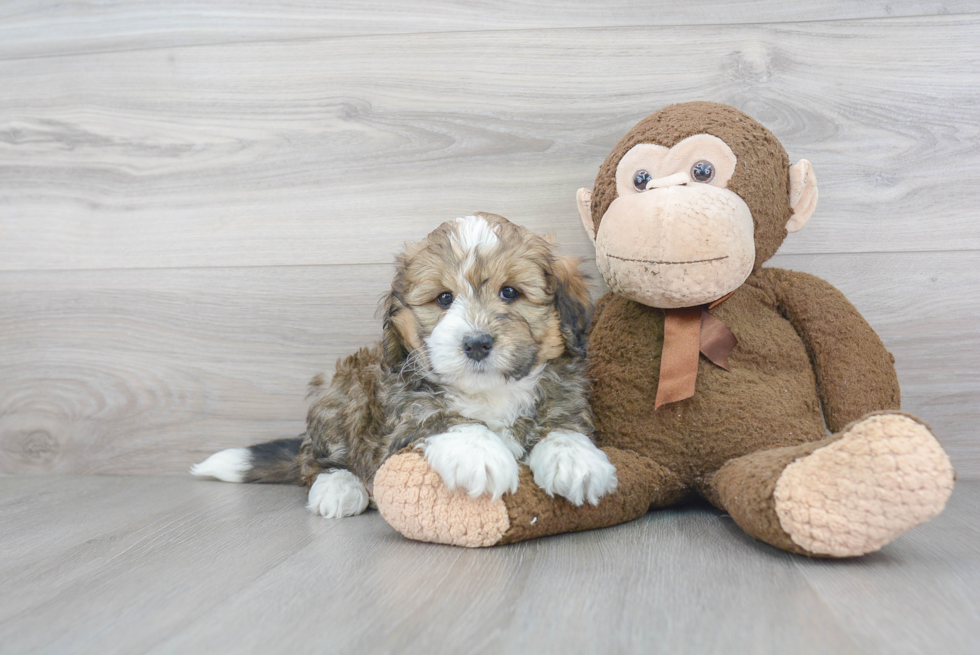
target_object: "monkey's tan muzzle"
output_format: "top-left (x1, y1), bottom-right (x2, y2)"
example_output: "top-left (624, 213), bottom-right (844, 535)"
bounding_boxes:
top-left (596, 185), bottom-right (755, 308)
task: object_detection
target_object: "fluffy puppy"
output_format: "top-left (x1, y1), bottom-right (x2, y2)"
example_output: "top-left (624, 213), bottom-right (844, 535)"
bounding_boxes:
top-left (192, 213), bottom-right (617, 517)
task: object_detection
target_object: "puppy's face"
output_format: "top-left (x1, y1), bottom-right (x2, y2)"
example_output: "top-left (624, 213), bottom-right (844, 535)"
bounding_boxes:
top-left (383, 214), bottom-right (590, 392)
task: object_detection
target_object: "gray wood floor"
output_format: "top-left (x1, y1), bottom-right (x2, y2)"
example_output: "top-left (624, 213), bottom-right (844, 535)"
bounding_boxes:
top-left (1, 475), bottom-right (977, 655)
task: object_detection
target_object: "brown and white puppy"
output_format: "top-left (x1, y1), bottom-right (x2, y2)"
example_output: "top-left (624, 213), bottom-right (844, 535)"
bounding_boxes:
top-left (191, 213), bottom-right (617, 517)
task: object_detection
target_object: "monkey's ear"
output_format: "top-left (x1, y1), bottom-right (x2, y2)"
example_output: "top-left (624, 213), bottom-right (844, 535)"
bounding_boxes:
top-left (576, 188), bottom-right (596, 245)
top-left (787, 159), bottom-right (818, 233)
top-left (552, 255), bottom-right (593, 357)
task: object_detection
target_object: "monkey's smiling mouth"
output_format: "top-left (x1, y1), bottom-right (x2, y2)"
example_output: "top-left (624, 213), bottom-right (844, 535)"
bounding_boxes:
top-left (607, 255), bottom-right (729, 265)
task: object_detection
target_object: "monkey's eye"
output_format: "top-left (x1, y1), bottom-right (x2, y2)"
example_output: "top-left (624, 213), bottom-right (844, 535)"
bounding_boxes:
top-left (691, 160), bottom-right (715, 183)
top-left (435, 292), bottom-right (454, 308)
top-left (632, 170), bottom-right (652, 191)
top-left (499, 286), bottom-right (521, 302)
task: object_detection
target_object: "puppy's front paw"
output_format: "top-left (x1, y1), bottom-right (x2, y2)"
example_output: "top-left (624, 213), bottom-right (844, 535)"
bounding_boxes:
top-left (307, 470), bottom-right (370, 518)
top-left (418, 424), bottom-right (519, 501)
top-left (527, 431), bottom-right (618, 506)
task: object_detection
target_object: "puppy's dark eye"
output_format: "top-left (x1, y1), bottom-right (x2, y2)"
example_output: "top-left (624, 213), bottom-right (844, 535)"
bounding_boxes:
top-left (435, 292), bottom-right (454, 308)
top-left (633, 170), bottom-right (652, 191)
top-left (499, 286), bottom-right (520, 302)
top-left (691, 160), bottom-right (715, 183)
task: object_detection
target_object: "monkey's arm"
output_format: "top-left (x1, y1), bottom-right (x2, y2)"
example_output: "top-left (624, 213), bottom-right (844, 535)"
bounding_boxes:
top-left (770, 268), bottom-right (900, 432)
top-left (374, 445), bottom-right (686, 547)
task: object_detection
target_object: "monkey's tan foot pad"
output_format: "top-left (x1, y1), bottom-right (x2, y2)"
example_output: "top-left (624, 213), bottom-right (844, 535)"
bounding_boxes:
top-left (774, 414), bottom-right (954, 557)
top-left (374, 451), bottom-right (510, 547)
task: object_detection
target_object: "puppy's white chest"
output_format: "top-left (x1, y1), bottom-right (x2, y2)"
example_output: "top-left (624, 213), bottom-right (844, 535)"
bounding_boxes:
top-left (448, 368), bottom-right (542, 433)
top-left (451, 391), bottom-right (530, 431)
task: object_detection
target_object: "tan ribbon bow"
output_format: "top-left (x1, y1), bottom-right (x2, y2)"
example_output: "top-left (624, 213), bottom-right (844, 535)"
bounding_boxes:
top-left (654, 293), bottom-right (737, 409)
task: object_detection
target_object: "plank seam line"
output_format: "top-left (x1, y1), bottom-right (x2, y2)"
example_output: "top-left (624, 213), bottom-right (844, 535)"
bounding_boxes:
top-left (0, 248), bottom-right (977, 276)
top-left (0, 11), bottom-right (978, 64)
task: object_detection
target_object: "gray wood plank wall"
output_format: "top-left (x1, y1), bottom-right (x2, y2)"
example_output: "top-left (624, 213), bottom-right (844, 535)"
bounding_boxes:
top-left (2, 2), bottom-right (978, 477)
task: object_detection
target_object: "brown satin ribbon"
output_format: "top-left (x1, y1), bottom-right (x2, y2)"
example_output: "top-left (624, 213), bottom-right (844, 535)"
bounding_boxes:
top-left (654, 292), bottom-right (738, 409)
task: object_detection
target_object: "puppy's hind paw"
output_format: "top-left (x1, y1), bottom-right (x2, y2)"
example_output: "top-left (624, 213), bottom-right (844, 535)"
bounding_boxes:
top-left (307, 470), bottom-right (370, 518)
top-left (527, 431), bottom-right (618, 506)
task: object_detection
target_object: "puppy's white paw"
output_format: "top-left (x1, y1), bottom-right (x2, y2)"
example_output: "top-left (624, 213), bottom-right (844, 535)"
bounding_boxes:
top-left (418, 424), bottom-right (519, 501)
top-left (307, 470), bottom-right (370, 518)
top-left (527, 431), bottom-right (618, 506)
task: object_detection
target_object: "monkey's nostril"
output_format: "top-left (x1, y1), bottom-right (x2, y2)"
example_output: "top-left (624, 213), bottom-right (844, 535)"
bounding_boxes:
top-left (462, 333), bottom-right (494, 362)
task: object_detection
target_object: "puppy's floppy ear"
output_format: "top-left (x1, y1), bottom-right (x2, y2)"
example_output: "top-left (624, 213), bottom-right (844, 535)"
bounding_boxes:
top-left (380, 247), bottom-right (424, 372)
top-left (550, 255), bottom-right (592, 357)
top-left (381, 292), bottom-right (410, 371)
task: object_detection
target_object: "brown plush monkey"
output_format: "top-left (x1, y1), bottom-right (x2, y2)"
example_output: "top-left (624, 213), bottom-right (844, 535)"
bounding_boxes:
top-left (374, 102), bottom-right (954, 557)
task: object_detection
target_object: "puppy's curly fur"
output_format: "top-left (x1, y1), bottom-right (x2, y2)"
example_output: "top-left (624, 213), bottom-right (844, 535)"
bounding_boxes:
top-left (192, 214), bottom-right (617, 516)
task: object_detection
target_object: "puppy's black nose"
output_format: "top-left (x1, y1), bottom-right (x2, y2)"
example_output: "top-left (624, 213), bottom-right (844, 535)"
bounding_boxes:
top-left (463, 333), bottom-right (494, 362)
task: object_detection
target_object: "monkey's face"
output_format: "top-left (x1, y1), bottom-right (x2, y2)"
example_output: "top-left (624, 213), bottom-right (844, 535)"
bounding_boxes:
top-left (579, 103), bottom-right (818, 309)
top-left (595, 135), bottom-right (754, 308)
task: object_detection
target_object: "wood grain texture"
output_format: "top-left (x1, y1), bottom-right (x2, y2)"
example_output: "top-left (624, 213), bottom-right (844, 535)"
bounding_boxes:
top-left (0, 475), bottom-right (977, 654)
top-left (1, 252), bottom-right (977, 477)
top-left (2, 15), bottom-right (980, 271)
top-left (0, 264), bottom-right (385, 476)
top-left (2, 1), bottom-right (977, 60)
top-left (1, 6), bottom-right (977, 479)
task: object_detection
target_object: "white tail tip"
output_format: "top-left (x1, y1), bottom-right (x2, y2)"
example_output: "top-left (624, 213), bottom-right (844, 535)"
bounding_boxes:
top-left (190, 448), bottom-right (252, 483)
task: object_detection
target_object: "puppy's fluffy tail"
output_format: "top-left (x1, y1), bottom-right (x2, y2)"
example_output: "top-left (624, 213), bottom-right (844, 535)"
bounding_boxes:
top-left (190, 437), bottom-right (303, 485)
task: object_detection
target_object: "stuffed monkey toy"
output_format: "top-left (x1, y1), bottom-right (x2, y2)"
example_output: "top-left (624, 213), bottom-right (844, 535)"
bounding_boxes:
top-left (373, 102), bottom-right (955, 557)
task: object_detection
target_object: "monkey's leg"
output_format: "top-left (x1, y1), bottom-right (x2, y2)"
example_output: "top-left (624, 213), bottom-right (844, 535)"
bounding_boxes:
top-left (373, 447), bottom-right (687, 547)
top-left (703, 412), bottom-right (954, 557)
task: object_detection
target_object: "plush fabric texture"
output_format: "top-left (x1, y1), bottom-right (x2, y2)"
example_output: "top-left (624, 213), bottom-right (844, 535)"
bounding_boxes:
top-left (588, 268), bottom-right (852, 479)
top-left (595, 183), bottom-right (756, 308)
top-left (374, 450), bottom-right (511, 547)
top-left (773, 412), bottom-right (955, 557)
top-left (786, 159), bottom-right (818, 232)
top-left (372, 102), bottom-right (954, 556)
top-left (498, 447), bottom-right (689, 544)
top-left (591, 101), bottom-right (792, 271)
top-left (375, 446), bottom-right (688, 548)
top-left (705, 436), bottom-right (839, 555)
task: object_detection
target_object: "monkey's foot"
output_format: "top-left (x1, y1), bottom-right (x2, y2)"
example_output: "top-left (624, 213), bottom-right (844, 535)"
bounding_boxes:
top-left (773, 413), bottom-right (954, 557)
top-left (374, 451), bottom-right (511, 547)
